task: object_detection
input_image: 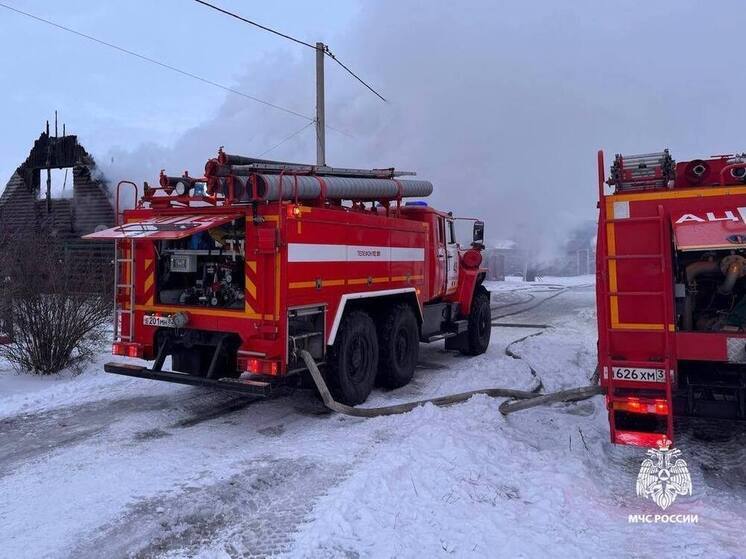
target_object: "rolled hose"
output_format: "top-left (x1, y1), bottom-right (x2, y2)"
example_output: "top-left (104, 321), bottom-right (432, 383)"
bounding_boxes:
top-left (298, 349), bottom-right (602, 418)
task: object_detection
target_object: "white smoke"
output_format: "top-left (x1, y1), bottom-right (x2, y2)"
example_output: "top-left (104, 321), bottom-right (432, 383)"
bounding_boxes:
top-left (96, 0), bottom-right (742, 267)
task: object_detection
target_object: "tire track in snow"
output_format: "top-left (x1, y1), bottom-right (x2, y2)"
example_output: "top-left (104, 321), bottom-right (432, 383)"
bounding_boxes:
top-left (68, 421), bottom-right (400, 559)
top-left (0, 395), bottom-right (169, 478)
top-left (68, 457), bottom-right (348, 559)
top-left (0, 390), bottom-right (265, 477)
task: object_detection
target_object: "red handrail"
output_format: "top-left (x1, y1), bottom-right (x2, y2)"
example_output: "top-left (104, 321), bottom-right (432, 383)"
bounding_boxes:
top-left (115, 181), bottom-right (139, 225)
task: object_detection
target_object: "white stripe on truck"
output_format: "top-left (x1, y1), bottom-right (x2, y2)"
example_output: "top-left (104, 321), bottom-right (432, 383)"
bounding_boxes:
top-left (288, 243), bottom-right (424, 263)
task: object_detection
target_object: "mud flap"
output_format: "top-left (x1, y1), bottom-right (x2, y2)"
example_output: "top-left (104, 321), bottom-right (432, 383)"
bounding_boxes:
top-left (444, 331), bottom-right (468, 351)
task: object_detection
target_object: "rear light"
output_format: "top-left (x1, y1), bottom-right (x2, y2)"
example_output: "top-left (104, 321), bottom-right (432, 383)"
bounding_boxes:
top-left (626, 397), bottom-right (642, 413)
top-left (613, 397), bottom-right (669, 415)
top-left (240, 357), bottom-right (280, 376)
top-left (112, 342), bottom-right (143, 358)
top-left (654, 399), bottom-right (669, 415)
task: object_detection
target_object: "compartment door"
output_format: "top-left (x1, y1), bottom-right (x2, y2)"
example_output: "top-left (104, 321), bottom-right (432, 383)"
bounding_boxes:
top-left (83, 214), bottom-right (238, 240)
top-left (672, 208), bottom-right (746, 251)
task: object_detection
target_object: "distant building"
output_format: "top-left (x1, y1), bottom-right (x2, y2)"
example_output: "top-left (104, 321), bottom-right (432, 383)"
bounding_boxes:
top-left (484, 250), bottom-right (506, 281)
top-left (565, 238), bottom-right (595, 276)
top-left (484, 240), bottom-right (529, 280)
top-left (541, 221), bottom-right (597, 276)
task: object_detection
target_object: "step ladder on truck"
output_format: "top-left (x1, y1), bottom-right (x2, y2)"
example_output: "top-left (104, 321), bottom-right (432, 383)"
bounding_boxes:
top-left (112, 181), bottom-right (139, 358)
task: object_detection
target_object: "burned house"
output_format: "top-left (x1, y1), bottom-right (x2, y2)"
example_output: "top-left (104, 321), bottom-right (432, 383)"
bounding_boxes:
top-left (0, 123), bottom-right (115, 237)
top-left (0, 123), bottom-right (115, 290)
top-left (0, 123), bottom-right (116, 340)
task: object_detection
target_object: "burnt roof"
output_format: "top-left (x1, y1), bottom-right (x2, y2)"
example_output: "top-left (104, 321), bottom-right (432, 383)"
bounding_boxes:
top-left (0, 129), bottom-right (114, 238)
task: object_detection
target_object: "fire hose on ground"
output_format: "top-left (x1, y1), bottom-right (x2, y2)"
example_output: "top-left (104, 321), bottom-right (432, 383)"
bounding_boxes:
top-left (297, 349), bottom-right (602, 418)
top-left (297, 285), bottom-right (602, 418)
top-left (499, 330), bottom-right (603, 413)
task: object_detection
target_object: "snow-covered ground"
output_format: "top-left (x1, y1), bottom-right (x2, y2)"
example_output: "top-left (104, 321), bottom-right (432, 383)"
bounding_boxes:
top-left (1, 276), bottom-right (744, 558)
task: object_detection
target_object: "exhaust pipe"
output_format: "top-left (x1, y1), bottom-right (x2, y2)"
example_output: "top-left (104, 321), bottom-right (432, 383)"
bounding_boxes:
top-left (718, 256), bottom-right (746, 295)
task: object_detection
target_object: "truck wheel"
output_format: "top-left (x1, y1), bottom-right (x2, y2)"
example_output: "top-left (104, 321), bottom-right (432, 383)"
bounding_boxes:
top-left (463, 287), bottom-right (491, 355)
top-left (327, 310), bottom-right (378, 405)
top-left (377, 304), bottom-right (419, 389)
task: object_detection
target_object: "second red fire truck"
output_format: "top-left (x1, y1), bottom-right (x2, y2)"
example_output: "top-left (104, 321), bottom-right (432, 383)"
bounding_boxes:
top-left (85, 150), bottom-right (490, 405)
top-left (597, 149), bottom-right (746, 446)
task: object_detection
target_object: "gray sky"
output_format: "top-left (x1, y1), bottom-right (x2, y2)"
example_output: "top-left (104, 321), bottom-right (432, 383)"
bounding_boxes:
top-left (2, 0), bottom-right (746, 257)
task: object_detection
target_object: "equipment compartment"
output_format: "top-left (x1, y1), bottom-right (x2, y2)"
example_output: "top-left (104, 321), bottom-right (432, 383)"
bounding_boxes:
top-left (156, 218), bottom-right (246, 309)
top-left (676, 250), bottom-right (746, 332)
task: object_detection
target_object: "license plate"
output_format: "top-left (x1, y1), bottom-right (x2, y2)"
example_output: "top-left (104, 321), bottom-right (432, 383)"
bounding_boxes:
top-left (143, 314), bottom-right (175, 328)
top-left (611, 366), bottom-right (665, 383)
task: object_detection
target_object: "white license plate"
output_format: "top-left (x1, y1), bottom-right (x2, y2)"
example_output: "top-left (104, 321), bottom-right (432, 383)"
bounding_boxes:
top-left (611, 366), bottom-right (665, 383)
top-left (143, 314), bottom-right (175, 328)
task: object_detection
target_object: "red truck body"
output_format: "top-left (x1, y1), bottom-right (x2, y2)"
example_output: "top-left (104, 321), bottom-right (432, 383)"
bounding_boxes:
top-left (86, 152), bottom-right (490, 404)
top-left (597, 149), bottom-right (746, 446)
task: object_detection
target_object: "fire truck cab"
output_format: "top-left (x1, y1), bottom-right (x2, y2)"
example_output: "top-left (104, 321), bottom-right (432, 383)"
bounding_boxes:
top-left (86, 151), bottom-right (490, 406)
top-left (597, 149), bottom-right (746, 446)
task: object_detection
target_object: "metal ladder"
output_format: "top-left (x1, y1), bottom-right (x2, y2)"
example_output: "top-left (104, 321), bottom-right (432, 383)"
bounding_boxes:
top-left (603, 205), bottom-right (676, 443)
top-left (113, 238), bottom-right (135, 342)
top-left (112, 181), bottom-right (140, 344)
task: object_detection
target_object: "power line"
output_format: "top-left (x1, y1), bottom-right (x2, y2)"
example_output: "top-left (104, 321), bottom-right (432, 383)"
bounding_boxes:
top-left (193, 0), bottom-right (315, 50)
top-left (259, 121), bottom-right (315, 157)
top-left (194, 0), bottom-right (387, 103)
top-left (324, 47), bottom-right (387, 103)
top-left (0, 2), bottom-right (312, 122)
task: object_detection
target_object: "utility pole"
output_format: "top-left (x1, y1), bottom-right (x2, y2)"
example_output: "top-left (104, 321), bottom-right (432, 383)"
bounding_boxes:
top-left (315, 41), bottom-right (326, 167)
top-left (45, 119), bottom-right (51, 212)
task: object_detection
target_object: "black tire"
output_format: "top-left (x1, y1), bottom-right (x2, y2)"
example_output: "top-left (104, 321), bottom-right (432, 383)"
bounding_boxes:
top-left (463, 286), bottom-right (491, 355)
top-left (326, 310), bottom-right (378, 405)
top-left (377, 304), bottom-right (419, 389)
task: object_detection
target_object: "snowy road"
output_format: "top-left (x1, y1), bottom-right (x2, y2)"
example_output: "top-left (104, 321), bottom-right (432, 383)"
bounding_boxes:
top-left (1, 277), bottom-right (745, 558)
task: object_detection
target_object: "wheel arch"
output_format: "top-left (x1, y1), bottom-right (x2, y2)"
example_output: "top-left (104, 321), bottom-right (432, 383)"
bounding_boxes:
top-left (455, 268), bottom-right (488, 316)
top-left (328, 288), bottom-right (422, 346)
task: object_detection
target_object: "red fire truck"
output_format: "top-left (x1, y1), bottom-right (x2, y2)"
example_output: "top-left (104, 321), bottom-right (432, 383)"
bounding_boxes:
top-left (85, 151), bottom-right (490, 405)
top-left (597, 149), bottom-right (746, 446)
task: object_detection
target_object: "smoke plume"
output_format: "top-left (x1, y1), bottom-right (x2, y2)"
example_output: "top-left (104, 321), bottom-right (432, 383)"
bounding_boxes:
top-left (97, 0), bottom-right (746, 265)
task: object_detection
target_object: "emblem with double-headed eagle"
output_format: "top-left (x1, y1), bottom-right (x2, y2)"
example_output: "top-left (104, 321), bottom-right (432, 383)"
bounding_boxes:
top-left (636, 437), bottom-right (692, 510)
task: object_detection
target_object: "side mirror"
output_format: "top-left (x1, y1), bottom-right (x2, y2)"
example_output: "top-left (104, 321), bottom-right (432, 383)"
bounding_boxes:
top-left (473, 220), bottom-right (485, 244)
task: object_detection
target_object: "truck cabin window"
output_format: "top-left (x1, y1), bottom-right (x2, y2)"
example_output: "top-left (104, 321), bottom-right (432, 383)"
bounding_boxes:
top-left (447, 220), bottom-right (456, 245)
top-left (156, 218), bottom-right (245, 309)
